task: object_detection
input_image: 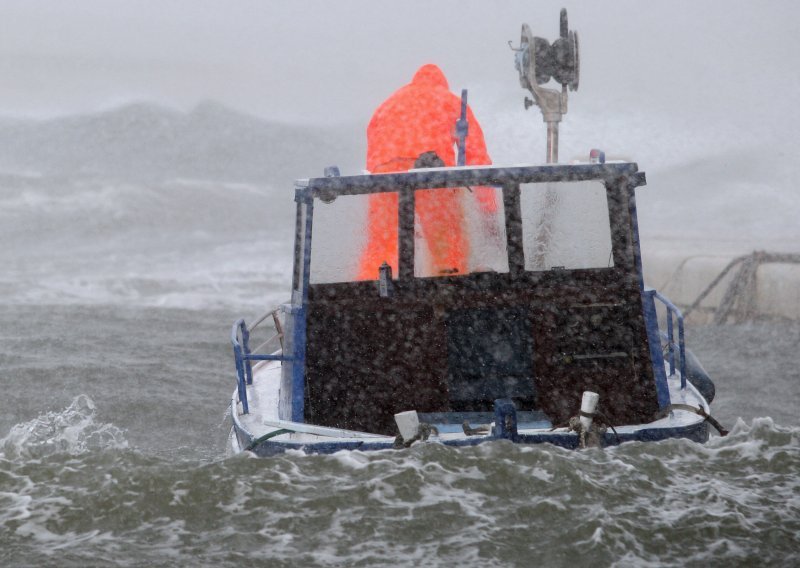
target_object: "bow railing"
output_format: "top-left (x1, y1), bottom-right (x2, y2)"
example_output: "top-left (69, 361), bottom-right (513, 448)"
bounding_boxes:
top-left (231, 307), bottom-right (290, 414)
top-left (653, 291), bottom-right (686, 389)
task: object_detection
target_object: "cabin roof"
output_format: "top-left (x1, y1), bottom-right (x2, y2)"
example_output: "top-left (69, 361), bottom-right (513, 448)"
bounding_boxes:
top-left (289, 160), bottom-right (661, 433)
top-left (295, 162), bottom-right (645, 200)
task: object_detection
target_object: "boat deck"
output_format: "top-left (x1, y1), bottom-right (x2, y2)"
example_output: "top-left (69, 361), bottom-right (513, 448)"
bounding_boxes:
top-left (230, 357), bottom-right (710, 454)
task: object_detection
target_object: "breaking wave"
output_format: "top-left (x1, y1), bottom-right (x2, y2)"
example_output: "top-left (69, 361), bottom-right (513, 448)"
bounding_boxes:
top-left (0, 175), bottom-right (293, 310)
top-left (1, 395), bottom-right (128, 461)
top-left (1, 416), bottom-right (797, 567)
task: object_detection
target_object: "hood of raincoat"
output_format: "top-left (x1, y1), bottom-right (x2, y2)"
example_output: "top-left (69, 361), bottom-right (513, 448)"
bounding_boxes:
top-left (410, 64), bottom-right (449, 89)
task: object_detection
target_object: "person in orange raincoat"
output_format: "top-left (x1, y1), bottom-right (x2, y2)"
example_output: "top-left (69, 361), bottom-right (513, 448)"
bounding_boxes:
top-left (357, 63), bottom-right (498, 280)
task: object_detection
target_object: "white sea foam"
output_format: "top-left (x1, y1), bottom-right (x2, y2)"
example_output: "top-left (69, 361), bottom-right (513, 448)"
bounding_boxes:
top-left (0, 483), bottom-right (34, 524)
top-left (1, 421), bottom-right (793, 567)
top-left (0, 395), bottom-right (128, 460)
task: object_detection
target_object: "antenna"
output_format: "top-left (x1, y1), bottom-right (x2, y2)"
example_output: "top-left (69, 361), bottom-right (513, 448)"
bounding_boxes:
top-left (456, 89), bottom-right (468, 166)
top-left (512, 8), bottom-right (580, 163)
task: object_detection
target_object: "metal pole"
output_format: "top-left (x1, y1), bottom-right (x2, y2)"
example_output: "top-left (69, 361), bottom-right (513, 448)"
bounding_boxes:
top-left (456, 89), bottom-right (468, 166)
top-left (546, 121), bottom-right (559, 164)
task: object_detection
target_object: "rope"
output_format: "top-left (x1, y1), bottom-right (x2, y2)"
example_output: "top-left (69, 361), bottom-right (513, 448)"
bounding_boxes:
top-left (565, 412), bottom-right (620, 448)
top-left (655, 404), bottom-right (728, 436)
top-left (462, 421), bottom-right (490, 436)
top-left (594, 411), bottom-right (621, 445)
top-left (393, 423), bottom-right (439, 448)
top-left (245, 428), bottom-right (292, 452)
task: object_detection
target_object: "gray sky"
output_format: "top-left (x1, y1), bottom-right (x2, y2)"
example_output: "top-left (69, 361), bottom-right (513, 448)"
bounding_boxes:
top-left (1, 1), bottom-right (799, 182)
top-left (2, 1), bottom-right (798, 125)
top-left (1, 1), bottom-right (798, 249)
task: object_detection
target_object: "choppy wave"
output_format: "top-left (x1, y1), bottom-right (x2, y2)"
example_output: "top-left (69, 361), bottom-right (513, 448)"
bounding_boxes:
top-left (0, 174), bottom-right (294, 310)
top-left (1, 411), bottom-right (798, 567)
top-left (0, 174), bottom-right (282, 235)
top-left (0, 239), bottom-right (291, 311)
top-left (1, 101), bottom-right (799, 566)
top-left (1, 395), bottom-right (128, 461)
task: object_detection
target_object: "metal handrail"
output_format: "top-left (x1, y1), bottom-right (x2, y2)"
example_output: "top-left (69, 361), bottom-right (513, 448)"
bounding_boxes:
top-left (231, 311), bottom-right (291, 415)
top-left (248, 307), bottom-right (285, 350)
top-left (653, 291), bottom-right (686, 389)
top-left (231, 319), bottom-right (250, 414)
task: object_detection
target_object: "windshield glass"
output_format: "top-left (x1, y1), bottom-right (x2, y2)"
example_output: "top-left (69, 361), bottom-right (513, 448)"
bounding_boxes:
top-left (309, 193), bottom-right (369, 284)
top-left (309, 184), bottom-right (508, 283)
top-left (520, 180), bottom-right (614, 271)
top-left (414, 185), bottom-right (508, 278)
top-left (309, 178), bottom-right (614, 283)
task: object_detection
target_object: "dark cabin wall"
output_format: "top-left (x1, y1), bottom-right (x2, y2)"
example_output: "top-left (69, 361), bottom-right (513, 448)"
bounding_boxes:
top-left (301, 169), bottom-right (659, 434)
top-left (304, 299), bottom-right (449, 434)
top-left (304, 268), bottom-right (659, 434)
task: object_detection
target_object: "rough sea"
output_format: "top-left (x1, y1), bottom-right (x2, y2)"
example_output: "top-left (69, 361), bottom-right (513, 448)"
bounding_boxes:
top-left (2, 141), bottom-right (799, 566)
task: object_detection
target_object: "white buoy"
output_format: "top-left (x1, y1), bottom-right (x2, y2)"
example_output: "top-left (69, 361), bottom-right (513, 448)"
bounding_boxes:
top-left (579, 391), bottom-right (600, 431)
top-left (394, 410), bottom-right (420, 442)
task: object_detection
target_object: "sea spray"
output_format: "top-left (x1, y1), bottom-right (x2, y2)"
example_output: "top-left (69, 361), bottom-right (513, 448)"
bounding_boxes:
top-left (1, 409), bottom-right (798, 566)
top-left (1, 395), bottom-right (128, 461)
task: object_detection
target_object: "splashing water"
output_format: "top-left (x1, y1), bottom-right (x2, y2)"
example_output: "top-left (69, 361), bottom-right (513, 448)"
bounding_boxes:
top-left (1, 420), bottom-right (798, 567)
top-left (1, 395), bottom-right (128, 461)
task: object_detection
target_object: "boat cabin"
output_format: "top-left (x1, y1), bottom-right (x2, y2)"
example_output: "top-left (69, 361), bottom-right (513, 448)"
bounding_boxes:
top-left (278, 163), bottom-right (666, 435)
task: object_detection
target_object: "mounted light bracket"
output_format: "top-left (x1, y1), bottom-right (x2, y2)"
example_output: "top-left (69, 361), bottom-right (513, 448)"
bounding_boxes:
top-left (512, 9), bottom-right (580, 163)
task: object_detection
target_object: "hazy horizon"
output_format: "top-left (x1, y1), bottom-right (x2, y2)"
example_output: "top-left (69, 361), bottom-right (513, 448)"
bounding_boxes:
top-left (2, 1), bottom-right (799, 256)
top-left (2, 1), bottom-right (798, 125)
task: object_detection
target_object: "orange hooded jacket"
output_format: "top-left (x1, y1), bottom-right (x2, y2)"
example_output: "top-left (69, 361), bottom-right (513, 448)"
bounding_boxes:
top-left (358, 64), bottom-right (496, 280)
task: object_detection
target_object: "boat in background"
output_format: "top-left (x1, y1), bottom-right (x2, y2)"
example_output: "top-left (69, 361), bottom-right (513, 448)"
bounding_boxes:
top-left (226, 10), bottom-right (725, 456)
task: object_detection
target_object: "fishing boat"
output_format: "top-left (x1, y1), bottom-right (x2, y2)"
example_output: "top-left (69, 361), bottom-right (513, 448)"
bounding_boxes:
top-left (227, 10), bottom-right (724, 456)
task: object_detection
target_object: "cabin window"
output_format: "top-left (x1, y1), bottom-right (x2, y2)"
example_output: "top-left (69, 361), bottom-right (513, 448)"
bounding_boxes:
top-left (414, 185), bottom-right (509, 278)
top-left (520, 180), bottom-right (614, 271)
top-left (309, 193), bottom-right (371, 284)
top-left (309, 185), bottom-right (509, 283)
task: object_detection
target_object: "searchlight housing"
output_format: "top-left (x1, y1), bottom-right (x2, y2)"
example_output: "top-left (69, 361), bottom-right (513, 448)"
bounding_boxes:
top-left (512, 8), bottom-right (580, 163)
